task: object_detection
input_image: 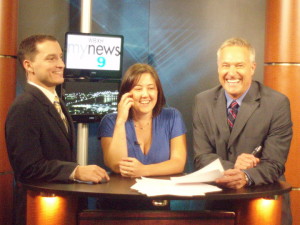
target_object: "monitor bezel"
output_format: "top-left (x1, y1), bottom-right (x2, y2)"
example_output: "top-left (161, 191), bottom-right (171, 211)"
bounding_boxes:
top-left (59, 78), bottom-right (120, 123)
top-left (64, 32), bottom-right (124, 79)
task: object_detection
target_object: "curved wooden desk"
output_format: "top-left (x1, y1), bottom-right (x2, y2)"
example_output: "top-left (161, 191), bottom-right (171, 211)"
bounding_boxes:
top-left (23, 174), bottom-right (291, 225)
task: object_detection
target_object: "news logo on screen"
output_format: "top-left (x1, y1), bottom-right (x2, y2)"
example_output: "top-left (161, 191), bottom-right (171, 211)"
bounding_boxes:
top-left (64, 32), bottom-right (124, 79)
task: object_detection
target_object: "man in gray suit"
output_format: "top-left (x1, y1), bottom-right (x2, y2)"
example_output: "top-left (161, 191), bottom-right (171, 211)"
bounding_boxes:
top-left (193, 38), bottom-right (292, 224)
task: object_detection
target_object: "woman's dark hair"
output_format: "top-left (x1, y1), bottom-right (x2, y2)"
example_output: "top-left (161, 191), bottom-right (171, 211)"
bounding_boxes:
top-left (118, 63), bottom-right (166, 118)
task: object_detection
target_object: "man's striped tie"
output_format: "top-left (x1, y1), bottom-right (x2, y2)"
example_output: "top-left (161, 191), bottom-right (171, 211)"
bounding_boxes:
top-left (53, 96), bottom-right (69, 132)
top-left (227, 100), bottom-right (239, 131)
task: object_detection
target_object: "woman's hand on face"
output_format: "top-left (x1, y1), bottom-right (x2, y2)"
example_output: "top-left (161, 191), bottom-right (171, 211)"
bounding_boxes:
top-left (119, 157), bottom-right (145, 178)
top-left (117, 93), bottom-right (134, 123)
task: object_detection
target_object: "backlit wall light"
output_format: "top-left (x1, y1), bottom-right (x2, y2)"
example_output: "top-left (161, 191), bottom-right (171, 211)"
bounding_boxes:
top-left (40, 192), bottom-right (56, 197)
top-left (252, 198), bottom-right (281, 223)
top-left (35, 194), bottom-right (63, 224)
top-left (27, 190), bottom-right (78, 225)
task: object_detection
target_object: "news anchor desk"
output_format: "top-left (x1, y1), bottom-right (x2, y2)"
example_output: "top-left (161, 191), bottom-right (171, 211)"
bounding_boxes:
top-left (22, 174), bottom-right (291, 225)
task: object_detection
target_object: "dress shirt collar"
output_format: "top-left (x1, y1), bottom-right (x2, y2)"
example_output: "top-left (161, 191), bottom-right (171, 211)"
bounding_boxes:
top-left (27, 81), bottom-right (58, 103)
top-left (225, 86), bottom-right (250, 108)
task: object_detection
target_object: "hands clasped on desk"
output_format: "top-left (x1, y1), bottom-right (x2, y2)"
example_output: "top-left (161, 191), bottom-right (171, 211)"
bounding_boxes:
top-left (216, 153), bottom-right (260, 189)
top-left (119, 157), bottom-right (146, 178)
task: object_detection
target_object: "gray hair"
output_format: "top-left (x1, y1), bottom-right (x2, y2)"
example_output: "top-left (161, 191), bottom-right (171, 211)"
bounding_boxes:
top-left (217, 37), bottom-right (256, 63)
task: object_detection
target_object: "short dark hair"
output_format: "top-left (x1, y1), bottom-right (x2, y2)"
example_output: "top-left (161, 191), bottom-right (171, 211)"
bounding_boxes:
top-left (118, 63), bottom-right (166, 118)
top-left (18, 34), bottom-right (58, 69)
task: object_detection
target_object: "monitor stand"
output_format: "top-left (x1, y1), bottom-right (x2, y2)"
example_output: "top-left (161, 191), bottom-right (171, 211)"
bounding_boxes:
top-left (77, 0), bottom-right (91, 166)
top-left (77, 123), bottom-right (89, 165)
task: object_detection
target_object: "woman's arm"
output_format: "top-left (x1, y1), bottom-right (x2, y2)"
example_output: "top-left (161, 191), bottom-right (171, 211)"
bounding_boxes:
top-left (101, 130), bottom-right (127, 173)
top-left (119, 134), bottom-right (187, 177)
top-left (101, 93), bottom-right (133, 172)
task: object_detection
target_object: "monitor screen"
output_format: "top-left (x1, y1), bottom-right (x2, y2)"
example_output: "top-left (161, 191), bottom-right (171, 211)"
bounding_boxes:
top-left (60, 79), bottom-right (120, 123)
top-left (64, 32), bottom-right (124, 79)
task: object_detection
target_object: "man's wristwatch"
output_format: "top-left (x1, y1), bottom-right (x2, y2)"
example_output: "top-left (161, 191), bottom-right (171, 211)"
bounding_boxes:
top-left (244, 173), bottom-right (249, 186)
top-left (243, 171), bottom-right (254, 187)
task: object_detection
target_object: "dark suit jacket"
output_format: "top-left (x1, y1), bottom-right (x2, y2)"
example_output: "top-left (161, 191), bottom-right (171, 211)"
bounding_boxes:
top-left (5, 84), bottom-right (78, 183)
top-left (193, 81), bottom-right (292, 185)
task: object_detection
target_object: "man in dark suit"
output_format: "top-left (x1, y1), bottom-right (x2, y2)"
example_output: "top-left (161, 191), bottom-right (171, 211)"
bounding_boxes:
top-left (5, 35), bottom-right (110, 225)
top-left (193, 38), bottom-right (292, 225)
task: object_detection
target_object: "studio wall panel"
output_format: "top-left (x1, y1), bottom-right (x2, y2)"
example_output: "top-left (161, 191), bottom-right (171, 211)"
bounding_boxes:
top-left (0, 58), bottom-right (16, 172)
top-left (0, 1), bottom-right (18, 225)
top-left (264, 0), bottom-right (300, 224)
top-left (0, 0), bottom-right (18, 55)
top-left (0, 174), bottom-right (13, 225)
top-left (265, 0), bottom-right (300, 62)
top-left (264, 65), bottom-right (300, 186)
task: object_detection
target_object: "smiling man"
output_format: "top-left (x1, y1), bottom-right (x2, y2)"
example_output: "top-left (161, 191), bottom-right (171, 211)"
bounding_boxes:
top-left (5, 34), bottom-right (109, 225)
top-left (193, 38), bottom-right (292, 225)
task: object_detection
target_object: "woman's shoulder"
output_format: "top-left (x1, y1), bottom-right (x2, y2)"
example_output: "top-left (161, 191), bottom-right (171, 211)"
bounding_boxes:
top-left (160, 107), bottom-right (181, 114)
top-left (100, 112), bottom-right (118, 124)
top-left (158, 107), bottom-right (182, 119)
top-left (156, 107), bottom-right (186, 134)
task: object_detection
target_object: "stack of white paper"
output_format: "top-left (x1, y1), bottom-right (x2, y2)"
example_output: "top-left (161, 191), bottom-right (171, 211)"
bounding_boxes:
top-left (130, 159), bottom-right (224, 197)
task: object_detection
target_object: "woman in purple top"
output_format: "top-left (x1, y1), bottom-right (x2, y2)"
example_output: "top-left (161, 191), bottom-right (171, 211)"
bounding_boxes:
top-left (98, 63), bottom-right (187, 177)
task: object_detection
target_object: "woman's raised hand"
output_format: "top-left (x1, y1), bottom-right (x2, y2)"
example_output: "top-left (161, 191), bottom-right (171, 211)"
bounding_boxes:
top-left (117, 93), bottom-right (134, 123)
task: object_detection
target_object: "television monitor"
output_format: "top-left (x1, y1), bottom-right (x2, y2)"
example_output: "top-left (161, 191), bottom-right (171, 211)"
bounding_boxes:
top-left (64, 32), bottom-right (124, 79)
top-left (60, 79), bottom-right (120, 123)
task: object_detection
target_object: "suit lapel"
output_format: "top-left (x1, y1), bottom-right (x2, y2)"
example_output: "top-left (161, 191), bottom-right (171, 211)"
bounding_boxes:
top-left (25, 84), bottom-right (70, 139)
top-left (48, 104), bottom-right (70, 138)
top-left (228, 82), bottom-right (261, 148)
top-left (213, 90), bottom-right (230, 135)
top-left (212, 88), bottom-right (231, 156)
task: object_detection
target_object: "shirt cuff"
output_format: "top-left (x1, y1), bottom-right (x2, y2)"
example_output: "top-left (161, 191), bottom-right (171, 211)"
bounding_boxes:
top-left (69, 165), bottom-right (79, 181)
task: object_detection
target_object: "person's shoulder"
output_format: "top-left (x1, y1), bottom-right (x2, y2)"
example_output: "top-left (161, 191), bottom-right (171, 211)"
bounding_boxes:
top-left (6, 92), bottom-right (39, 123)
top-left (159, 107), bottom-right (183, 119)
top-left (12, 84), bottom-right (49, 107)
top-left (9, 91), bottom-right (36, 111)
top-left (257, 81), bottom-right (289, 101)
top-left (160, 107), bottom-right (180, 115)
top-left (195, 85), bottom-right (223, 100)
top-left (101, 112), bottom-right (118, 123)
top-left (196, 85), bottom-right (223, 97)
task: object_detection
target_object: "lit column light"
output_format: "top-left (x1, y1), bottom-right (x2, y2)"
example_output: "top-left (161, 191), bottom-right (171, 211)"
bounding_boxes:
top-left (27, 190), bottom-right (77, 225)
top-left (235, 196), bottom-right (282, 225)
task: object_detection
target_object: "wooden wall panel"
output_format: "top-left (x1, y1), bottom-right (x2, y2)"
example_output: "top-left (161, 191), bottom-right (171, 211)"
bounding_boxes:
top-left (265, 0), bottom-right (300, 62)
top-left (264, 1), bottom-right (300, 224)
top-left (0, 1), bottom-right (18, 225)
top-left (0, 58), bottom-right (16, 172)
top-left (0, 0), bottom-right (18, 55)
top-left (0, 173), bottom-right (13, 225)
top-left (264, 65), bottom-right (300, 186)
top-left (290, 189), bottom-right (300, 225)
top-left (79, 211), bottom-right (235, 225)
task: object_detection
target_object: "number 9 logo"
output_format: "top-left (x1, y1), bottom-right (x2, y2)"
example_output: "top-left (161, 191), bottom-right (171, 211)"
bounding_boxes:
top-left (97, 57), bottom-right (106, 68)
